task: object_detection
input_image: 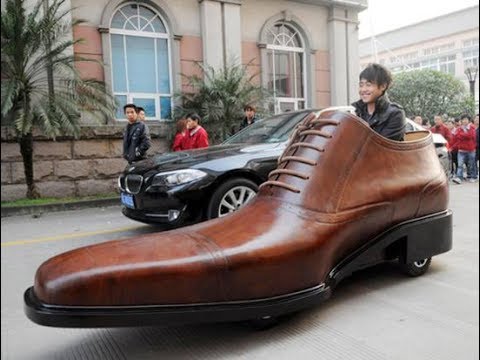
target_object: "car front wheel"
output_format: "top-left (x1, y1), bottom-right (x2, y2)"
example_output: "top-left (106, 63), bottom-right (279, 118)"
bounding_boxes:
top-left (207, 178), bottom-right (258, 219)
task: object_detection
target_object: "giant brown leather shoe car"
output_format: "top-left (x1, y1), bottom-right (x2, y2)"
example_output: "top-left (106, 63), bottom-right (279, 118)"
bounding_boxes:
top-left (24, 109), bottom-right (452, 328)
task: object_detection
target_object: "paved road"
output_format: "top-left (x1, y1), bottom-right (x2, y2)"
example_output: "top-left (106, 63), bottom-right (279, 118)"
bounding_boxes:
top-left (2, 184), bottom-right (479, 360)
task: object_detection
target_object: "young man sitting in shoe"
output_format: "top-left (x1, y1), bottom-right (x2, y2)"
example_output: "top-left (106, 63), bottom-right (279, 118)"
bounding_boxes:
top-left (352, 63), bottom-right (406, 141)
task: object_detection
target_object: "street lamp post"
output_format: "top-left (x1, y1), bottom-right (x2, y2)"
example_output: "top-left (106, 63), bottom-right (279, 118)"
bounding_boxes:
top-left (464, 66), bottom-right (478, 99)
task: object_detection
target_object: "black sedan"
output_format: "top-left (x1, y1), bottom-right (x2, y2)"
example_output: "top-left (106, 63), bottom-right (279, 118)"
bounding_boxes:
top-left (118, 110), bottom-right (315, 226)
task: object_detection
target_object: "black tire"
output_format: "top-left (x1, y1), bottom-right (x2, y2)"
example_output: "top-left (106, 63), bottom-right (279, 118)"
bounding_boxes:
top-left (248, 316), bottom-right (280, 330)
top-left (207, 178), bottom-right (258, 219)
top-left (400, 257), bottom-right (432, 277)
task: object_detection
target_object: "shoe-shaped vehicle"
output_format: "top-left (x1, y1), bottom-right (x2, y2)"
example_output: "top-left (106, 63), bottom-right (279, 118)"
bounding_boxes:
top-left (24, 107), bottom-right (452, 328)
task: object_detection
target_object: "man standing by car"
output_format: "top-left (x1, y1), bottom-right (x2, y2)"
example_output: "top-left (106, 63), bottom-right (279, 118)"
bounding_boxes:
top-left (136, 106), bottom-right (151, 142)
top-left (183, 113), bottom-right (209, 150)
top-left (123, 104), bottom-right (151, 164)
top-left (231, 104), bottom-right (258, 135)
top-left (352, 63), bottom-right (406, 141)
top-left (240, 105), bottom-right (258, 130)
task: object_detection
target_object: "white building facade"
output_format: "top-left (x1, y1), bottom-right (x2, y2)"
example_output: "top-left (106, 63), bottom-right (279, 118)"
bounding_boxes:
top-left (359, 5), bottom-right (479, 111)
top-left (62, 0), bottom-right (368, 121)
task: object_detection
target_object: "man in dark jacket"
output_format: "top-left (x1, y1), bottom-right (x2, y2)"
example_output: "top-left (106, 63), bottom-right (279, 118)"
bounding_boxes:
top-left (352, 63), bottom-right (406, 141)
top-left (239, 104), bottom-right (258, 131)
top-left (230, 104), bottom-right (258, 135)
top-left (122, 104), bottom-right (151, 164)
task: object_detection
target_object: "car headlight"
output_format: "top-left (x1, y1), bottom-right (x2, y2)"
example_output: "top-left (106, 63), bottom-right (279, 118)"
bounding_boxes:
top-left (152, 169), bottom-right (208, 187)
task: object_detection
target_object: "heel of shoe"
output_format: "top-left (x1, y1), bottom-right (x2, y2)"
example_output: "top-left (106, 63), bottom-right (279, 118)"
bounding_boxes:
top-left (329, 210), bottom-right (453, 287)
top-left (400, 210), bottom-right (452, 265)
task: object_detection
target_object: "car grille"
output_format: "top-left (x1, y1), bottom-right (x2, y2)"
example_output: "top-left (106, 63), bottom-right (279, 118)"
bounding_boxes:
top-left (125, 174), bottom-right (143, 194)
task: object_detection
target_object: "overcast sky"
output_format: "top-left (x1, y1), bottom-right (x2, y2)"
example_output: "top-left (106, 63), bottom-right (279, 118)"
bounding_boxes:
top-left (358, 0), bottom-right (479, 39)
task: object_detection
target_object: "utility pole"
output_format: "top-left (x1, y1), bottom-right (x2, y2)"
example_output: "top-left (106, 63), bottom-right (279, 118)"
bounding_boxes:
top-left (464, 66), bottom-right (478, 100)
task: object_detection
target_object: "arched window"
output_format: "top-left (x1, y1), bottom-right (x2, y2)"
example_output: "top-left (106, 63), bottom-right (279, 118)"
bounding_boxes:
top-left (266, 22), bottom-right (306, 113)
top-left (110, 2), bottom-right (172, 120)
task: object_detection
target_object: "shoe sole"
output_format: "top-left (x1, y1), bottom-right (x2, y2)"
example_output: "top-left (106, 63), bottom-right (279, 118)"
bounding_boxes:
top-left (24, 210), bottom-right (453, 328)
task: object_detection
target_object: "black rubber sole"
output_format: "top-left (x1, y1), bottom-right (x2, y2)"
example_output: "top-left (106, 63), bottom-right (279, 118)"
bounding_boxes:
top-left (24, 284), bottom-right (331, 328)
top-left (24, 210), bottom-right (452, 328)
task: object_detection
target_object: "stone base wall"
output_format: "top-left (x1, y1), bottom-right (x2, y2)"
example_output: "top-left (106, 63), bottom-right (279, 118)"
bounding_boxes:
top-left (1, 124), bottom-right (172, 201)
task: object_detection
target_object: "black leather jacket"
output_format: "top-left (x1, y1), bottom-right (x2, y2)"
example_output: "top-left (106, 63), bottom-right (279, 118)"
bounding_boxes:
top-left (352, 94), bottom-right (406, 141)
top-left (239, 116), bottom-right (257, 131)
top-left (123, 121), bottom-right (151, 163)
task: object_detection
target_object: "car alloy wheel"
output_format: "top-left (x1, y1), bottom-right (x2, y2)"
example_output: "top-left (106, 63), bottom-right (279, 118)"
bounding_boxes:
top-left (218, 186), bottom-right (257, 217)
top-left (207, 178), bottom-right (259, 220)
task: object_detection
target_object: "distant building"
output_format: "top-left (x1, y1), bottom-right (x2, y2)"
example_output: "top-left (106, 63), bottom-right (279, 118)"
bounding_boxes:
top-left (359, 5), bottom-right (479, 110)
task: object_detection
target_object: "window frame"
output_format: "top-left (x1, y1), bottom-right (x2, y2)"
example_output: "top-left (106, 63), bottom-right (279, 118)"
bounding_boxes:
top-left (109, 2), bottom-right (173, 121)
top-left (463, 48), bottom-right (479, 69)
top-left (265, 22), bottom-right (307, 114)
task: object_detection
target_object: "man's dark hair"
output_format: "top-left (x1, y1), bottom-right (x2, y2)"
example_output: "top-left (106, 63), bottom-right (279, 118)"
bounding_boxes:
top-left (186, 113), bottom-right (201, 123)
top-left (244, 104), bottom-right (256, 112)
top-left (136, 106), bottom-right (145, 113)
top-left (123, 103), bottom-right (137, 113)
top-left (359, 63), bottom-right (393, 92)
top-left (460, 114), bottom-right (471, 121)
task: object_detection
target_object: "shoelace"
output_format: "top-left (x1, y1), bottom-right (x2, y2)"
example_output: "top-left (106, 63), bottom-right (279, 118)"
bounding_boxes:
top-left (259, 115), bottom-right (339, 194)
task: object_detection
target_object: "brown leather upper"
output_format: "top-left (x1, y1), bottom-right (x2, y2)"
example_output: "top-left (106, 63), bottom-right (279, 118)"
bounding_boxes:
top-left (34, 111), bottom-right (448, 306)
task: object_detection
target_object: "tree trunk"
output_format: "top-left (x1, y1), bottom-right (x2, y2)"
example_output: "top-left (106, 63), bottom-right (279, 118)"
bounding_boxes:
top-left (43, 0), bottom-right (56, 109)
top-left (18, 132), bottom-right (40, 199)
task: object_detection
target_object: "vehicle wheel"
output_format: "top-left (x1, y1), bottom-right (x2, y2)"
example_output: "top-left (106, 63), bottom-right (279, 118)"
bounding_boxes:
top-left (207, 178), bottom-right (258, 219)
top-left (400, 257), bottom-right (432, 277)
top-left (248, 316), bottom-right (280, 330)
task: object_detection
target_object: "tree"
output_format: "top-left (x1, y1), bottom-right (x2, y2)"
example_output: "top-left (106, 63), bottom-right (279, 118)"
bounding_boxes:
top-left (1, 0), bottom-right (116, 198)
top-left (388, 69), bottom-right (475, 122)
top-left (174, 61), bottom-right (273, 144)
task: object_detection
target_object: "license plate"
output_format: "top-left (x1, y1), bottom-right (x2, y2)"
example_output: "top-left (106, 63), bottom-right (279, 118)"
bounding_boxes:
top-left (121, 193), bottom-right (135, 209)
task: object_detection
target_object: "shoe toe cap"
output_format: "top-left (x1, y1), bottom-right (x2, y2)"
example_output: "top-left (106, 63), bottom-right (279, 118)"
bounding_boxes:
top-left (33, 233), bottom-right (225, 306)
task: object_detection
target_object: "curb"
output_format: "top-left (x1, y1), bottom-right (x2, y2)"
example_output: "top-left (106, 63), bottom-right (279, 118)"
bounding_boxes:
top-left (1, 197), bottom-right (121, 218)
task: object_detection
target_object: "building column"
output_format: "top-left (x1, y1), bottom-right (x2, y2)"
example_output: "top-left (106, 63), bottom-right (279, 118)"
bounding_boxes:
top-left (328, 6), bottom-right (360, 106)
top-left (223, 1), bottom-right (242, 65)
top-left (199, 0), bottom-right (242, 70)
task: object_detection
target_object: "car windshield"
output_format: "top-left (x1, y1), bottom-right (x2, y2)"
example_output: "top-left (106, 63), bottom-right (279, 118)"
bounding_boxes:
top-left (223, 112), bottom-right (310, 145)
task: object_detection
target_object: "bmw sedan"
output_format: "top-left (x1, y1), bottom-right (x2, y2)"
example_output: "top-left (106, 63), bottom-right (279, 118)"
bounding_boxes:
top-left (118, 109), bottom-right (315, 226)
top-left (118, 110), bottom-right (449, 227)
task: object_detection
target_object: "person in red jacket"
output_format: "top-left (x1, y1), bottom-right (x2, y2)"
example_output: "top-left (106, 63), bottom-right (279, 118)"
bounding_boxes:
top-left (172, 118), bottom-right (188, 152)
top-left (452, 114), bottom-right (477, 184)
top-left (182, 113), bottom-right (209, 150)
top-left (431, 115), bottom-right (452, 144)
